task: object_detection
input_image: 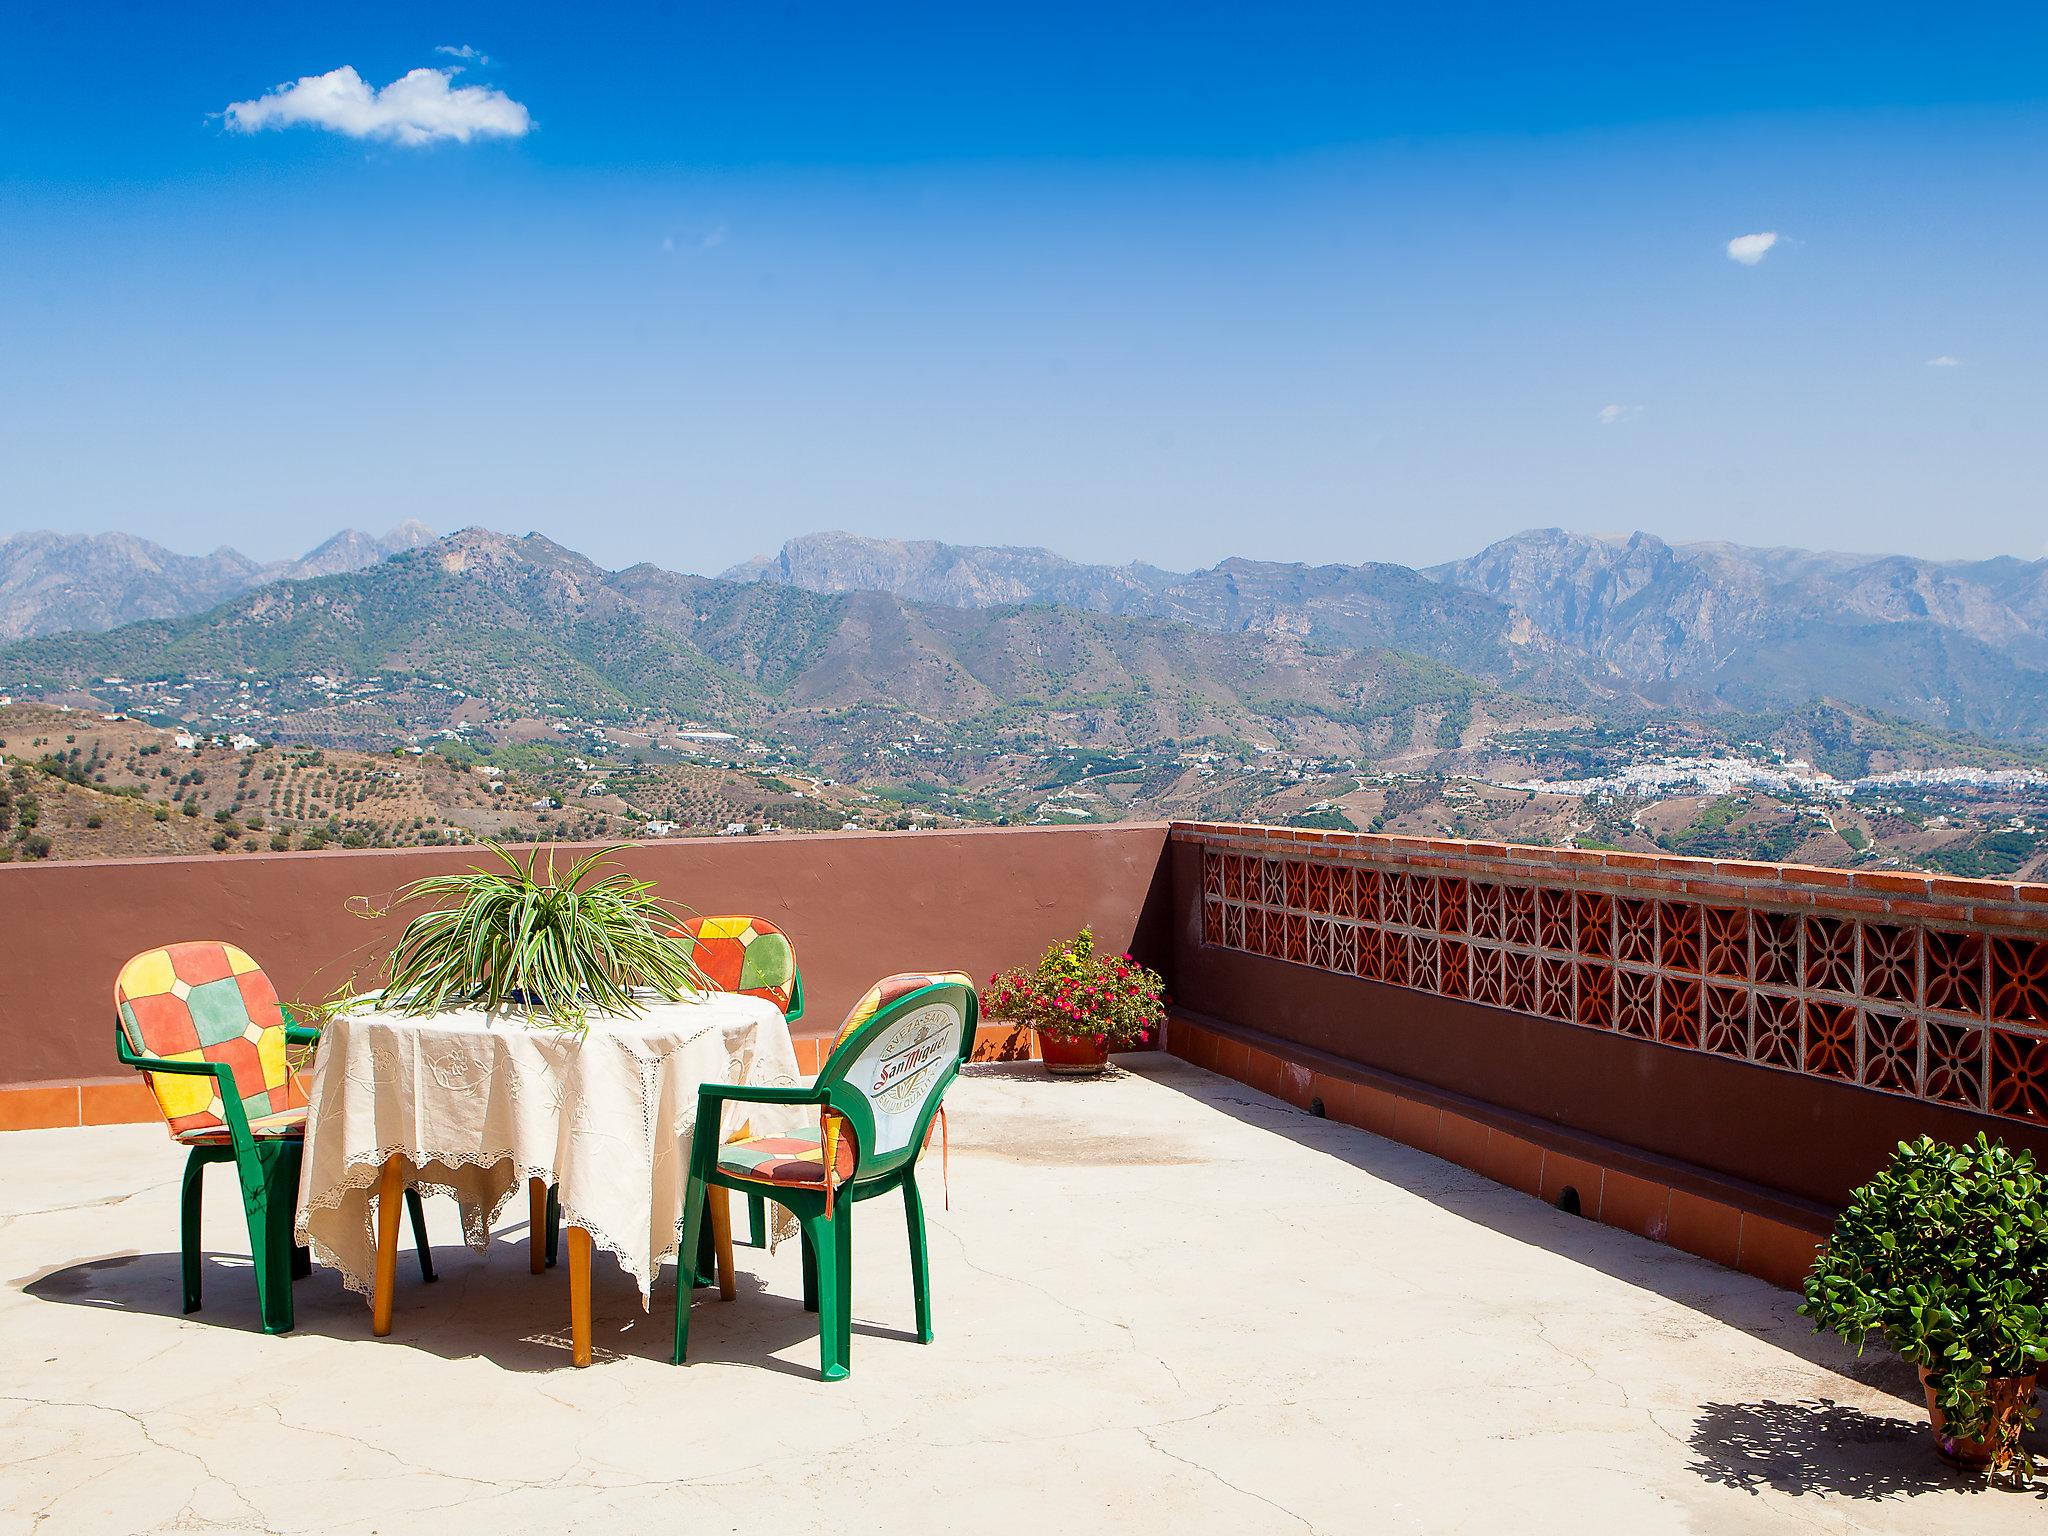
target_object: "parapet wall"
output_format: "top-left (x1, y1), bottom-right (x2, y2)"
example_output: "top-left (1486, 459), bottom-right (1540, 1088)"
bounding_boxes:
top-left (0, 824), bottom-right (1173, 1126)
top-left (1168, 822), bottom-right (2048, 1213)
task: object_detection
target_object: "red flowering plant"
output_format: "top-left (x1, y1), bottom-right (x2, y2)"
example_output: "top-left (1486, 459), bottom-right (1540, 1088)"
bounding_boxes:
top-left (987, 927), bottom-right (1166, 1051)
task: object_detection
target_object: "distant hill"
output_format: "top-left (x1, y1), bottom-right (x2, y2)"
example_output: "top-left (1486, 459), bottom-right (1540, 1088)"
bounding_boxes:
top-left (728, 528), bottom-right (2048, 743)
top-left (724, 531), bottom-right (1578, 699)
top-left (7, 527), bottom-right (2047, 871)
top-left (0, 520), bottom-right (435, 640)
top-left (1428, 528), bottom-right (2048, 740)
top-left (0, 528), bottom-right (1537, 773)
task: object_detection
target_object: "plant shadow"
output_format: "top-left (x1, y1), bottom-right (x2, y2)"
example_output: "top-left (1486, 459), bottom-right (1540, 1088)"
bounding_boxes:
top-left (1688, 1397), bottom-right (2045, 1500)
top-left (961, 1059), bottom-right (1136, 1084)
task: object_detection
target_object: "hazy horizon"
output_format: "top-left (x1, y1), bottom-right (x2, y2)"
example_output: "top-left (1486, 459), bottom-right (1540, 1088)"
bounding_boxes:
top-left (18, 517), bottom-right (2048, 584)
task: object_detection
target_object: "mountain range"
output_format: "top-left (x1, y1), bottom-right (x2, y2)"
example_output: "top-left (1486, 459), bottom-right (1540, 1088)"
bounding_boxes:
top-left (0, 528), bottom-right (1514, 773)
top-left (2, 523), bottom-right (2046, 774)
top-left (0, 522), bottom-right (436, 641)
top-left (726, 529), bottom-right (2048, 743)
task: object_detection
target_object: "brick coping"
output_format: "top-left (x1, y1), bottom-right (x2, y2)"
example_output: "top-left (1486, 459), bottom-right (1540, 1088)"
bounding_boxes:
top-left (1170, 820), bottom-right (2048, 928)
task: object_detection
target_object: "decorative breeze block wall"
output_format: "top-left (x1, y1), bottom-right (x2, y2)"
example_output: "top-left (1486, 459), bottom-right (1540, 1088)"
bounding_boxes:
top-left (1180, 823), bottom-right (2048, 1128)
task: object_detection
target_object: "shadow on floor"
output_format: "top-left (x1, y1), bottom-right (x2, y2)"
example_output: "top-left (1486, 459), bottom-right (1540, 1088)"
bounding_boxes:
top-left (961, 1060), bottom-right (1135, 1085)
top-left (1131, 1056), bottom-right (2048, 1494)
top-left (1685, 1398), bottom-right (2012, 1500)
top-left (17, 1219), bottom-right (924, 1381)
top-left (1129, 1056), bottom-right (1906, 1382)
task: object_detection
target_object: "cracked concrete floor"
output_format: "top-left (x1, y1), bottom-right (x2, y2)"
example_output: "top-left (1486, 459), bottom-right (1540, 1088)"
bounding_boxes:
top-left (3, 1057), bottom-right (2043, 1535)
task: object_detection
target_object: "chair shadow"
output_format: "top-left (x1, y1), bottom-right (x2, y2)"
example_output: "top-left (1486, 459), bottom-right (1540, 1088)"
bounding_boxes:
top-left (19, 1223), bottom-right (922, 1380)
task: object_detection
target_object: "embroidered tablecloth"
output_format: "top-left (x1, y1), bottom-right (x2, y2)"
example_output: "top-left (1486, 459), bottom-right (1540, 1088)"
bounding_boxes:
top-left (293, 993), bottom-right (804, 1306)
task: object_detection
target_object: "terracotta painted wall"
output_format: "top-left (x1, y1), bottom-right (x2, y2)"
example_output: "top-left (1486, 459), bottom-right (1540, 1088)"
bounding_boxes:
top-left (0, 824), bottom-right (1173, 1090)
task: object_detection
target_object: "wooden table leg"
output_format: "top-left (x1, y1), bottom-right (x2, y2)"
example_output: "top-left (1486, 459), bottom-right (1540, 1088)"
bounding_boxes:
top-left (529, 1178), bottom-right (547, 1275)
top-left (707, 1186), bottom-right (736, 1301)
top-left (371, 1154), bottom-right (405, 1337)
top-left (567, 1225), bottom-right (593, 1367)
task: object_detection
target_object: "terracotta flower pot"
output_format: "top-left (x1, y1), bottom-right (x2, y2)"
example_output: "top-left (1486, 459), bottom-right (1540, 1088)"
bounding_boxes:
top-left (1917, 1366), bottom-right (2040, 1473)
top-left (1036, 1029), bottom-right (1110, 1076)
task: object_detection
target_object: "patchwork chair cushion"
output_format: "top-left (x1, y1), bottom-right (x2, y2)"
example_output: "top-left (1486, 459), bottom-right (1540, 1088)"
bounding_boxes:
top-left (828, 970), bottom-right (977, 1054)
top-left (670, 915), bottom-right (798, 1015)
top-left (114, 942), bottom-right (294, 1139)
top-left (717, 1127), bottom-right (859, 1188)
top-left (174, 1105), bottom-right (310, 1146)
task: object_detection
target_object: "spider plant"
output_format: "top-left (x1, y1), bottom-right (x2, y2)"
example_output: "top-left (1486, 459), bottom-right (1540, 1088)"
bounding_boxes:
top-left (380, 842), bottom-right (712, 1030)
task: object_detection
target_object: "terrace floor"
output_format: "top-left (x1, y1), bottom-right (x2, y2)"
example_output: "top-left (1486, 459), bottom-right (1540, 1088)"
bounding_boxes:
top-left (2, 1057), bottom-right (2041, 1535)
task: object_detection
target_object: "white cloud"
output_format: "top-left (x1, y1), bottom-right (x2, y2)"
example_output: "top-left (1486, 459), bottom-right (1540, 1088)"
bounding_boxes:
top-left (434, 44), bottom-right (490, 65)
top-left (700, 224), bottom-right (728, 250)
top-left (1725, 231), bottom-right (1780, 266)
top-left (224, 65), bottom-right (530, 147)
top-left (1926, 355), bottom-right (1963, 368)
top-left (1596, 403), bottom-right (1641, 426)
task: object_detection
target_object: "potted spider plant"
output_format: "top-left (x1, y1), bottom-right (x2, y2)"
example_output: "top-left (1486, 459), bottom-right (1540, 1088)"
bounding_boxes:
top-left (1800, 1133), bottom-right (2047, 1485)
top-left (987, 927), bottom-right (1166, 1075)
top-left (378, 842), bottom-right (712, 1031)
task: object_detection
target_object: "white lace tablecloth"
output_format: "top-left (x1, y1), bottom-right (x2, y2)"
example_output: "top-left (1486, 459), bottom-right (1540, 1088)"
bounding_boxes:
top-left (293, 993), bottom-right (805, 1306)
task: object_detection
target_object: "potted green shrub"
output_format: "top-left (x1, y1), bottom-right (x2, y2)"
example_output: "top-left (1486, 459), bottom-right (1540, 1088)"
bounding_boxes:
top-left (987, 927), bottom-right (1166, 1076)
top-left (1800, 1133), bottom-right (2047, 1484)
top-left (379, 842), bottom-right (712, 1031)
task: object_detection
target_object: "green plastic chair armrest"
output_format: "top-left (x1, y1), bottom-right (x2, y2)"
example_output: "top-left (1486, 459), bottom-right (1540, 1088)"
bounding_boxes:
top-left (697, 1082), bottom-right (825, 1110)
top-left (116, 1024), bottom-right (230, 1081)
top-left (114, 1023), bottom-right (260, 1148)
top-left (785, 967), bottom-right (806, 1024)
top-left (280, 1003), bottom-right (321, 1045)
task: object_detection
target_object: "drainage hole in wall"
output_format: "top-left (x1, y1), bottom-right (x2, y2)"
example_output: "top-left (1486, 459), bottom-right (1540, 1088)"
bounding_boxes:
top-left (1554, 1186), bottom-right (1583, 1217)
top-left (1308, 1096), bottom-right (1326, 1119)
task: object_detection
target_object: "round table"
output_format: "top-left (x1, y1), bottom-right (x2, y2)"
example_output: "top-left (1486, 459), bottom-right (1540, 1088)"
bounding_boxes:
top-left (293, 992), bottom-right (806, 1364)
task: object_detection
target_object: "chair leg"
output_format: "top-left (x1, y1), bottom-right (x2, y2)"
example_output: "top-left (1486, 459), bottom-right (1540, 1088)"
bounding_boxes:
top-left (405, 1187), bottom-right (437, 1283)
top-left (693, 1215), bottom-right (720, 1287)
top-left (243, 1142), bottom-right (298, 1336)
top-left (745, 1191), bottom-right (767, 1249)
top-left (180, 1151), bottom-right (206, 1314)
top-left (670, 1175), bottom-right (709, 1365)
top-left (707, 1186), bottom-right (736, 1300)
top-left (291, 1242), bottom-right (312, 1280)
top-left (800, 1223), bottom-right (819, 1313)
top-left (546, 1184), bottom-right (561, 1268)
top-left (805, 1212), bottom-right (848, 1382)
top-left (904, 1173), bottom-right (933, 1343)
top-left (833, 1201), bottom-right (853, 1373)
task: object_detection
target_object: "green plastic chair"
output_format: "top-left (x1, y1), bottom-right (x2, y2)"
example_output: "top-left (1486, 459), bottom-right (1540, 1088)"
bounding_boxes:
top-left (536, 913), bottom-right (808, 1274)
top-left (113, 941), bottom-right (435, 1335)
top-left (672, 970), bottom-right (976, 1380)
top-left (669, 915), bottom-right (806, 1252)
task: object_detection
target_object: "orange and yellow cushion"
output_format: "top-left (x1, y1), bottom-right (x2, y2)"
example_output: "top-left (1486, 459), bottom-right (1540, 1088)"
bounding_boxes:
top-left (670, 915), bottom-right (799, 1016)
top-left (827, 970), bottom-right (976, 1055)
top-left (174, 1105), bottom-right (309, 1146)
top-left (114, 942), bottom-right (295, 1140)
top-left (716, 1127), bottom-right (858, 1188)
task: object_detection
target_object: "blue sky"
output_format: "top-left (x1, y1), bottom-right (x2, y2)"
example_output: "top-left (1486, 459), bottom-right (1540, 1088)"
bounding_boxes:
top-left (2, 3), bottom-right (2044, 575)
